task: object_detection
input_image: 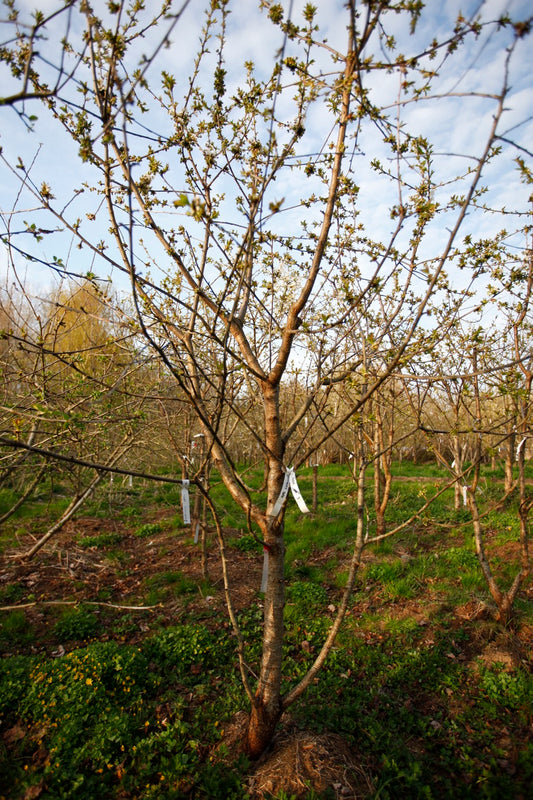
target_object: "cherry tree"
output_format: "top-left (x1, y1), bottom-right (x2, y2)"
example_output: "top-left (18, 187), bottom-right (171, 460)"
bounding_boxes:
top-left (1, 0), bottom-right (531, 755)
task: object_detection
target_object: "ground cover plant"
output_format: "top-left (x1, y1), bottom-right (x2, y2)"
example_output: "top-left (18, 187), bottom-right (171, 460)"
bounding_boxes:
top-left (0, 464), bottom-right (532, 799)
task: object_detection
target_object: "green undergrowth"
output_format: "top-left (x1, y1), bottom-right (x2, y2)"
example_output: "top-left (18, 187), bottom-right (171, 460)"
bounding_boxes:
top-left (1, 463), bottom-right (532, 798)
top-left (294, 620), bottom-right (533, 799)
top-left (2, 596), bottom-right (532, 799)
top-left (0, 626), bottom-right (244, 799)
top-left (143, 571), bottom-right (199, 604)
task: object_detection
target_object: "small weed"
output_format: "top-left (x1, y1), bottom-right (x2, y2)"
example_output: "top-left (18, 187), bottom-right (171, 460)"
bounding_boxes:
top-left (145, 623), bottom-right (233, 680)
top-left (478, 664), bottom-right (532, 712)
top-left (0, 654), bottom-right (36, 729)
top-left (372, 561), bottom-right (403, 582)
top-left (78, 531), bottom-right (123, 548)
top-left (230, 533), bottom-right (261, 553)
top-left (381, 614), bottom-right (421, 638)
top-left (105, 548), bottom-right (131, 565)
top-left (143, 571), bottom-right (196, 603)
top-left (119, 506), bottom-right (141, 519)
top-left (134, 522), bottom-right (162, 538)
top-left (288, 562), bottom-right (324, 582)
top-left (111, 613), bottom-right (139, 637)
top-left (0, 583), bottom-right (24, 605)
top-left (287, 580), bottom-right (328, 608)
top-left (0, 609), bottom-right (35, 648)
top-left (53, 605), bottom-right (99, 642)
top-left (285, 582), bottom-right (331, 636)
top-left (372, 538), bottom-right (394, 556)
top-left (332, 567), bottom-right (349, 589)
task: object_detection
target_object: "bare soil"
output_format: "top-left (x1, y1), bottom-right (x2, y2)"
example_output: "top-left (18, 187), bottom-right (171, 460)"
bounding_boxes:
top-left (0, 510), bottom-right (260, 644)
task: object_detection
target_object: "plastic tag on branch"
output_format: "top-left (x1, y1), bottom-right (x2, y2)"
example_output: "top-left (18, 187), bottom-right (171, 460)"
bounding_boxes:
top-left (181, 479), bottom-right (191, 524)
top-left (288, 468), bottom-right (310, 514)
top-left (516, 437), bottom-right (527, 461)
top-left (271, 467), bottom-right (310, 516)
top-left (271, 470), bottom-right (291, 517)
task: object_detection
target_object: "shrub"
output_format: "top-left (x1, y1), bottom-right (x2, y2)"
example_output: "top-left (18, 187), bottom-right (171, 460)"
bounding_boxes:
top-left (144, 571), bottom-right (196, 595)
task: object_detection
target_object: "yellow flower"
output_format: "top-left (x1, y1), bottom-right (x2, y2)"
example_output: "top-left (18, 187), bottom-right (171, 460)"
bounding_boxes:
top-left (86, 678), bottom-right (93, 685)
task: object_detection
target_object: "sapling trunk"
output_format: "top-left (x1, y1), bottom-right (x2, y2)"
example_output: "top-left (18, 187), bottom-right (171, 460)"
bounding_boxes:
top-left (245, 513), bottom-right (286, 758)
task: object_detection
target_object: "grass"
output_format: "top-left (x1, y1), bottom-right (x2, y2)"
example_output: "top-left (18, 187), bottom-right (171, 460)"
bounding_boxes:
top-left (0, 610), bottom-right (36, 649)
top-left (53, 606), bottom-right (100, 643)
top-left (0, 462), bottom-right (532, 798)
top-left (78, 531), bottom-right (124, 548)
top-left (143, 571), bottom-right (198, 604)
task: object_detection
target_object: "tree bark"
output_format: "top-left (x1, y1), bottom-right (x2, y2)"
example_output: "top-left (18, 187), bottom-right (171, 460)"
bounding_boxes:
top-left (245, 380), bottom-right (286, 757)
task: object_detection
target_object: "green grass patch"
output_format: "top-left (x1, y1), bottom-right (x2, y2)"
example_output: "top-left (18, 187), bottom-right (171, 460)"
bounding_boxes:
top-left (53, 605), bottom-right (100, 643)
top-left (134, 521), bottom-right (163, 538)
top-left (1, 460), bottom-right (533, 798)
top-left (0, 609), bottom-right (36, 650)
top-left (78, 531), bottom-right (124, 548)
top-left (143, 571), bottom-right (198, 604)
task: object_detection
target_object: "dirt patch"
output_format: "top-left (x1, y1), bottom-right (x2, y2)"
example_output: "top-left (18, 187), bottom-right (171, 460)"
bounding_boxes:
top-left (0, 513), bottom-right (263, 652)
top-left (476, 645), bottom-right (515, 669)
top-left (454, 600), bottom-right (494, 621)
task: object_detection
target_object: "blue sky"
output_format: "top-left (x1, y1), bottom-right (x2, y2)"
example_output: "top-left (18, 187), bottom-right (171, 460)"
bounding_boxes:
top-left (0, 0), bottom-right (531, 309)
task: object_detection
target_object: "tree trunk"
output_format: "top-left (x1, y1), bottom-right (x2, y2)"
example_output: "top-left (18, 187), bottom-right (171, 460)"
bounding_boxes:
top-left (245, 512), bottom-right (286, 756)
top-left (504, 432), bottom-right (515, 494)
top-left (452, 439), bottom-right (462, 511)
top-left (244, 382), bottom-right (286, 757)
top-left (246, 698), bottom-right (282, 759)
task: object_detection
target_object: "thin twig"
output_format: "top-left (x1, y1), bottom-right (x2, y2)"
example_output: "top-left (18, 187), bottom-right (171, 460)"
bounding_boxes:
top-left (0, 600), bottom-right (159, 612)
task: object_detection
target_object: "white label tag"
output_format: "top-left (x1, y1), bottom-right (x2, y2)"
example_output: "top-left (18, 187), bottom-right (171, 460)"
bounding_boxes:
top-left (271, 467), bottom-right (310, 515)
top-left (462, 485), bottom-right (468, 506)
top-left (288, 468), bottom-right (310, 513)
top-left (181, 479), bottom-right (191, 524)
top-left (271, 471), bottom-right (291, 517)
top-left (516, 437), bottom-right (526, 461)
